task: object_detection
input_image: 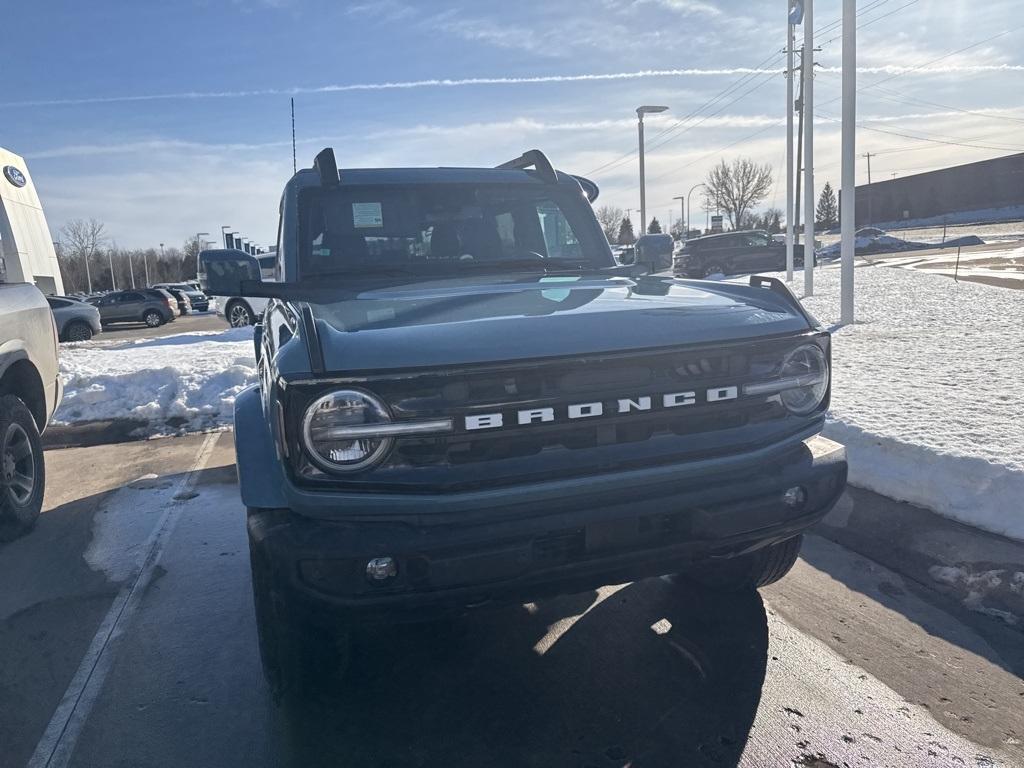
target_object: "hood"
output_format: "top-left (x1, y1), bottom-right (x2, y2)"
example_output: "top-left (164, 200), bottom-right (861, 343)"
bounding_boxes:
top-left (308, 274), bottom-right (811, 373)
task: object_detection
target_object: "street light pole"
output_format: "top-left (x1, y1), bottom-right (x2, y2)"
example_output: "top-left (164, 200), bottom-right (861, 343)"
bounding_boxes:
top-left (636, 105), bottom-right (669, 236)
top-left (802, 0), bottom-right (815, 297)
top-left (672, 196), bottom-right (685, 237)
top-left (107, 248), bottom-right (117, 291)
top-left (143, 249), bottom-right (150, 287)
top-left (686, 183), bottom-right (705, 236)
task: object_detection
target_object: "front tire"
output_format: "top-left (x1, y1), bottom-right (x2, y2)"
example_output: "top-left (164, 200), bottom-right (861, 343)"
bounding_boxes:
top-left (249, 527), bottom-right (352, 703)
top-left (143, 310), bottom-right (164, 327)
top-left (227, 301), bottom-right (254, 328)
top-left (0, 395), bottom-right (45, 542)
top-left (683, 535), bottom-right (803, 592)
top-left (703, 262), bottom-right (727, 278)
top-left (64, 321), bottom-right (94, 342)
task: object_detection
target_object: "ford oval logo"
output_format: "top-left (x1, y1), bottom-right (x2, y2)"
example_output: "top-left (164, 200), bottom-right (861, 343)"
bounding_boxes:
top-left (3, 165), bottom-right (27, 188)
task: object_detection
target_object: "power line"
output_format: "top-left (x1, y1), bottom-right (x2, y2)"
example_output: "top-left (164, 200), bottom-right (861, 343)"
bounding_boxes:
top-left (867, 85), bottom-right (1024, 125)
top-left (817, 0), bottom-right (919, 47)
top-left (652, 23), bottom-right (1024, 201)
top-left (584, 0), bottom-right (895, 178)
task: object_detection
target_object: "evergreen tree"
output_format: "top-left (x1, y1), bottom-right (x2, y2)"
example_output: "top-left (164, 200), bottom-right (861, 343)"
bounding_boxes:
top-left (647, 217), bottom-right (662, 234)
top-left (617, 217), bottom-right (636, 245)
top-left (816, 182), bottom-right (839, 229)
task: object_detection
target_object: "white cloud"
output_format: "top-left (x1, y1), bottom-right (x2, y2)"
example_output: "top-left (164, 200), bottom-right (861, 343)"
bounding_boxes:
top-left (632, 0), bottom-right (722, 17)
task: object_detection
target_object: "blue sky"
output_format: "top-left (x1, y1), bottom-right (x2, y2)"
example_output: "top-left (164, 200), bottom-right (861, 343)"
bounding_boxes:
top-left (2, 0), bottom-right (1022, 248)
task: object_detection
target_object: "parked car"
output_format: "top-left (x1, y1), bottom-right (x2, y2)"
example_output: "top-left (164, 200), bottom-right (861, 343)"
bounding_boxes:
top-left (160, 286), bottom-right (193, 315)
top-left (634, 233), bottom-right (674, 272)
top-left (0, 280), bottom-right (61, 540)
top-left (46, 296), bottom-right (102, 341)
top-left (674, 230), bottom-right (813, 278)
top-left (89, 288), bottom-right (179, 327)
top-left (201, 147), bottom-right (846, 701)
top-left (153, 282), bottom-right (209, 312)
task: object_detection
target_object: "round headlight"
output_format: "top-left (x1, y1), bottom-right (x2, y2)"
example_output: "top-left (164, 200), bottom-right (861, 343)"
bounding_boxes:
top-left (779, 344), bottom-right (829, 416)
top-left (302, 389), bottom-right (393, 472)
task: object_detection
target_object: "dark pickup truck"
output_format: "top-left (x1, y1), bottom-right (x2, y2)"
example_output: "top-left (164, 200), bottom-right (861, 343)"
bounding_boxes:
top-left (201, 148), bottom-right (847, 701)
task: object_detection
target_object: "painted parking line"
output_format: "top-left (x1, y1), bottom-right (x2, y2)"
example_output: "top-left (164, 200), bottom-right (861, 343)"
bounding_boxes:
top-left (26, 432), bottom-right (220, 768)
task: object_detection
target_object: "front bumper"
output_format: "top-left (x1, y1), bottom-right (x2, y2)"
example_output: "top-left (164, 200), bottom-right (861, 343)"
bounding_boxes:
top-left (249, 435), bottom-right (846, 622)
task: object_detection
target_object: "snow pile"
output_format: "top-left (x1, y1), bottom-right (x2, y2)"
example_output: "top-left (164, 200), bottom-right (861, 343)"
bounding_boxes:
top-left (55, 328), bottom-right (257, 433)
top-left (779, 264), bottom-right (1024, 541)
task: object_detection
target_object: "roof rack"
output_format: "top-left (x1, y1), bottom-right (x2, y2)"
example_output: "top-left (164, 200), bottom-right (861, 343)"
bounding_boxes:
top-left (496, 149), bottom-right (557, 184)
top-left (313, 147), bottom-right (339, 187)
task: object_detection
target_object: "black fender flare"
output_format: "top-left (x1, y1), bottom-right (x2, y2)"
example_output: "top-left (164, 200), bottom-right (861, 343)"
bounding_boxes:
top-left (233, 385), bottom-right (289, 509)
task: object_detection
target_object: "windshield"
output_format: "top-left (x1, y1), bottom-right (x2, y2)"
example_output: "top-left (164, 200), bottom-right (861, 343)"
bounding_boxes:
top-left (299, 183), bottom-right (608, 279)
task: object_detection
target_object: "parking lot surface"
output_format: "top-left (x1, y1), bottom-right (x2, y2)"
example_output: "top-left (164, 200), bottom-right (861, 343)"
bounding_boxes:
top-left (3, 434), bottom-right (1023, 767)
top-left (89, 311), bottom-right (225, 342)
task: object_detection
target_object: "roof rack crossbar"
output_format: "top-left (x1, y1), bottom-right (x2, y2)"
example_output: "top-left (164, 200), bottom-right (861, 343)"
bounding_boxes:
top-left (496, 149), bottom-right (558, 184)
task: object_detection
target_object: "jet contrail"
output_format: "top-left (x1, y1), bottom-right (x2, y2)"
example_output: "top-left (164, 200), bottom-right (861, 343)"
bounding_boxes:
top-left (3, 65), bottom-right (1020, 108)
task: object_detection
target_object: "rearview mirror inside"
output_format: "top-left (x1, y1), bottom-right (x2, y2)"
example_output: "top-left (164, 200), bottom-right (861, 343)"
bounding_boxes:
top-left (199, 249), bottom-right (262, 296)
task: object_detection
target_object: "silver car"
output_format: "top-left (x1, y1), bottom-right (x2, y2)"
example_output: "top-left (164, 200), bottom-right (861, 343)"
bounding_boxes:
top-left (46, 296), bottom-right (102, 342)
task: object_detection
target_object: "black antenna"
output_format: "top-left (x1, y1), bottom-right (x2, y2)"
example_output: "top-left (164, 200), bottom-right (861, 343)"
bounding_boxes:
top-left (290, 98), bottom-right (297, 173)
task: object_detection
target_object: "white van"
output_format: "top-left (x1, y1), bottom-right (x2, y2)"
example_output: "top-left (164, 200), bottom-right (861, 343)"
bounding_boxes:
top-left (215, 251), bottom-right (276, 326)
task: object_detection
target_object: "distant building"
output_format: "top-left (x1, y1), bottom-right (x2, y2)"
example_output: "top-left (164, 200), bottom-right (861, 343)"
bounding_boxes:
top-left (851, 152), bottom-right (1024, 227)
top-left (0, 146), bottom-right (64, 294)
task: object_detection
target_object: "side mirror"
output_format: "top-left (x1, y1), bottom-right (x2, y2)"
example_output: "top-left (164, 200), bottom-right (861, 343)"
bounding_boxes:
top-left (199, 249), bottom-right (262, 296)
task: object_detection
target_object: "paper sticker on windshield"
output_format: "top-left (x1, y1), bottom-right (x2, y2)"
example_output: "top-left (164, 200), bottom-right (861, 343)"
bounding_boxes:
top-left (352, 202), bottom-right (383, 228)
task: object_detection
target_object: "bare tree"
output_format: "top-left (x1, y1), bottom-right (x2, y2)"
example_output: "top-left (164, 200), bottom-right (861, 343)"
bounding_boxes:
top-left (595, 205), bottom-right (624, 243)
top-left (704, 158), bottom-right (773, 229)
top-left (59, 218), bottom-right (108, 293)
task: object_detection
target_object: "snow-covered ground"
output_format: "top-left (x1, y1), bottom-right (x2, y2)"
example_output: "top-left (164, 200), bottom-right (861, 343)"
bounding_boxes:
top-left (54, 262), bottom-right (1024, 540)
top-left (55, 328), bottom-right (257, 434)
top-left (770, 263), bottom-right (1024, 542)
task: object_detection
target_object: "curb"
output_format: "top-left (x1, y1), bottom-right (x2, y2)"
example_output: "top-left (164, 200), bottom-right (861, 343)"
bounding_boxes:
top-left (814, 485), bottom-right (1024, 628)
top-left (43, 420), bottom-right (152, 449)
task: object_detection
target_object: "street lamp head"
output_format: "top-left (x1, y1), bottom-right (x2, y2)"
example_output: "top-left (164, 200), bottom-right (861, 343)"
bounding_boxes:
top-left (637, 105), bottom-right (669, 117)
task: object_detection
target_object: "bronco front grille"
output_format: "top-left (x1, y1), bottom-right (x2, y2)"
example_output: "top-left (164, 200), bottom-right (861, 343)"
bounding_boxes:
top-left (288, 333), bottom-right (828, 490)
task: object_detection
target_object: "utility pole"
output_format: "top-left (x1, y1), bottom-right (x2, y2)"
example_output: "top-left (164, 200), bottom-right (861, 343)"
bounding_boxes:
top-left (862, 151), bottom-right (874, 225)
top-left (840, 0), bottom-right (856, 325)
top-left (794, 45), bottom-right (805, 245)
top-left (802, 0), bottom-right (815, 297)
top-left (636, 105), bottom-right (669, 235)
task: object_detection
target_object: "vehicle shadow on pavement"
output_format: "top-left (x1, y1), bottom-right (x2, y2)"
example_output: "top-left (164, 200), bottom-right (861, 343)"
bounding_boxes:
top-left (276, 578), bottom-right (768, 768)
top-left (796, 534), bottom-right (1024, 682)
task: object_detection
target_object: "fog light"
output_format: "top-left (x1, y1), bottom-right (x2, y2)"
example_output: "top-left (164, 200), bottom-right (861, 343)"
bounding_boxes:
top-left (782, 486), bottom-right (807, 509)
top-left (366, 557), bottom-right (398, 582)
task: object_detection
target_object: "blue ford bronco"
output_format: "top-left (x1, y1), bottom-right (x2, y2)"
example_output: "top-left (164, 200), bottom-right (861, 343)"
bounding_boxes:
top-left (201, 148), bottom-right (847, 701)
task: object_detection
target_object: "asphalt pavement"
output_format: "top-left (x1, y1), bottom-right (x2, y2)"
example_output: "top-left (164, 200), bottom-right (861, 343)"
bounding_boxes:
top-left (2, 434), bottom-right (1022, 768)
top-left (85, 311), bottom-right (226, 343)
